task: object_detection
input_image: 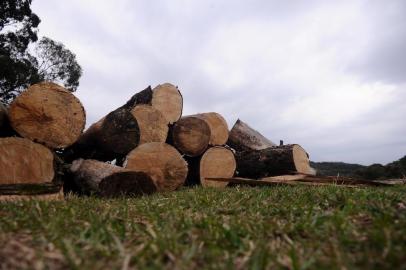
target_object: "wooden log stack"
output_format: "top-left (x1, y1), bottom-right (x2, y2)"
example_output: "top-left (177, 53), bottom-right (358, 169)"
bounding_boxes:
top-left (1, 80), bottom-right (319, 200)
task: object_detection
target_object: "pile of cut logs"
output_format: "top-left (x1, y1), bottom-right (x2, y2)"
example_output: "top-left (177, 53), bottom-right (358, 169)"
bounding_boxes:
top-left (2, 81), bottom-right (360, 200)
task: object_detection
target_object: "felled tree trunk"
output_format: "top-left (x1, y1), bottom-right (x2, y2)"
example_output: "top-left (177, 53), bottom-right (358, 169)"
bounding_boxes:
top-left (151, 83), bottom-right (183, 124)
top-left (70, 159), bottom-right (156, 197)
top-left (171, 112), bottom-right (228, 157)
top-left (0, 137), bottom-right (55, 185)
top-left (8, 82), bottom-right (86, 149)
top-left (124, 142), bottom-right (188, 191)
top-left (227, 119), bottom-right (276, 151)
top-left (235, 144), bottom-right (312, 178)
top-left (171, 116), bottom-right (211, 156)
top-left (186, 146), bottom-right (236, 187)
top-left (65, 84), bottom-right (181, 162)
top-left (191, 112), bottom-right (229, 145)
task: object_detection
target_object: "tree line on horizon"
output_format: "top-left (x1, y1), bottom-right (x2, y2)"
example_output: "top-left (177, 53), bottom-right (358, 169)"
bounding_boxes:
top-left (311, 155), bottom-right (406, 180)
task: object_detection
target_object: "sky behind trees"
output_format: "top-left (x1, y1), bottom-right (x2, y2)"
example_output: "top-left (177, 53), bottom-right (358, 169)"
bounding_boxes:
top-left (32, 0), bottom-right (406, 164)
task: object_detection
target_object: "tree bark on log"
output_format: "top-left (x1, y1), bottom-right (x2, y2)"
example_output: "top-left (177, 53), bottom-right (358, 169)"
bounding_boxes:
top-left (65, 85), bottom-right (175, 162)
top-left (0, 137), bottom-right (55, 185)
top-left (70, 159), bottom-right (156, 197)
top-left (227, 119), bottom-right (276, 151)
top-left (190, 112), bottom-right (229, 145)
top-left (124, 142), bottom-right (188, 191)
top-left (171, 116), bottom-right (211, 156)
top-left (235, 144), bottom-right (312, 178)
top-left (186, 146), bottom-right (236, 187)
top-left (8, 82), bottom-right (86, 149)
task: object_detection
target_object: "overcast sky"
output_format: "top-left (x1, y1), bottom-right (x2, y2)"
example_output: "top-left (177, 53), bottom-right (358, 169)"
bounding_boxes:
top-left (32, 0), bottom-right (406, 165)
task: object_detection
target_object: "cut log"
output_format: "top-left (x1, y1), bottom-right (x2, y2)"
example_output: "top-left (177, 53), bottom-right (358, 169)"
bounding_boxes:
top-left (65, 86), bottom-right (171, 161)
top-left (70, 159), bottom-right (156, 197)
top-left (151, 83), bottom-right (183, 124)
top-left (131, 105), bottom-right (168, 144)
top-left (186, 146), bottom-right (236, 187)
top-left (171, 116), bottom-right (211, 156)
top-left (8, 82), bottom-right (86, 149)
top-left (0, 137), bottom-right (55, 185)
top-left (124, 142), bottom-right (188, 191)
top-left (227, 119), bottom-right (276, 151)
top-left (191, 112), bottom-right (229, 145)
top-left (235, 144), bottom-right (312, 178)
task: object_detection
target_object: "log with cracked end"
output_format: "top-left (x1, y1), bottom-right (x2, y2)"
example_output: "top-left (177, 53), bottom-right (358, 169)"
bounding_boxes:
top-left (8, 82), bottom-right (86, 149)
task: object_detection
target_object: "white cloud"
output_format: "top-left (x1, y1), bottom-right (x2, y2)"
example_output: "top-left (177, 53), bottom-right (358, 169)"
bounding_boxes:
top-left (31, 0), bottom-right (406, 164)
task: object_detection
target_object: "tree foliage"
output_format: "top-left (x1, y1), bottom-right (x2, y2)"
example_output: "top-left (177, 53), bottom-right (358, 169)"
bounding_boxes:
top-left (0, 0), bottom-right (82, 104)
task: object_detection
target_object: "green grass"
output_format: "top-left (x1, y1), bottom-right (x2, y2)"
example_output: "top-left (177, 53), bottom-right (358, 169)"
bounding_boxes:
top-left (1, 185), bottom-right (406, 269)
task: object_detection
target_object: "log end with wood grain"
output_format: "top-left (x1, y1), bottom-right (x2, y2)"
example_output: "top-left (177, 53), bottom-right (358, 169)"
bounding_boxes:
top-left (171, 116), bottom-right (211, 156)
top-left (151, 83), bottom-right (183, 124)
top-left (228, 119), bottom-right (276, 151)
top-left (235, 144), bottom-right (312, 178)
top-left (124, 142), bottom-right (188, 192)
top-left (186, 146), bottom-right (236, 188)
top-left (70, 159), bottom-right (156, 197)
top-left (191, 112), bottom-right (229, 145)
top-left (0, 137), bottom-right (55, 185)
top-left (8, 82), bottom-right (86, 149)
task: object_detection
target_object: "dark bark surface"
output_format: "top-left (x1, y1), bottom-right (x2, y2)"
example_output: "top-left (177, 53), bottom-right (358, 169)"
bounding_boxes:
top-left (236, 145), bottom-right (306, 178)
top-left (99, 171), bottom-right (157, 197)
top-left (63, 86), bottom-right (152, 162)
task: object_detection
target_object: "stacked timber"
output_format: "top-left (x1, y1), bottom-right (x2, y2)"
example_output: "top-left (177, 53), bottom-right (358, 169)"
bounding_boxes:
top-left (0, 82), bottom-right (87, 200)
top-left (1, 80), bottom-right (322, 199)
top-left (65, 83), bottom-right (182, 162)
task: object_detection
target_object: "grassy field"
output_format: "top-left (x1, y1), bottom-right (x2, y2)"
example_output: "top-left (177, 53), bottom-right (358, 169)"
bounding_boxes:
top-left (1, 185), bottom-right (406, 269)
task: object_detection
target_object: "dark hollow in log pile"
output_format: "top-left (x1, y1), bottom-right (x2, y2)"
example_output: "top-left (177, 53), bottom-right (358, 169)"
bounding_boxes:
top-left (70, 159), bottom-right (156, 197)
top-left (8, 82), bottom-right (86, 149)
top-left (227, 119), bottom-right (276, 152)
top-left (124, 142), bottom-right (188, 191)
top-left (235, 144), bottom-right (312, 178)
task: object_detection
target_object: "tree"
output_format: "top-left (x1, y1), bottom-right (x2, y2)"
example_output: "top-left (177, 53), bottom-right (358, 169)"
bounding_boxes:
top-left (0, 0), bottom-right (82, 104)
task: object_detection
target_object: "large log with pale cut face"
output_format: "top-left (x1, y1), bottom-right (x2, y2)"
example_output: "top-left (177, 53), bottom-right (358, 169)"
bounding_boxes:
top-left (8, 82), bottom-right (86, 149)
top-left (124, 142), bottom-right (188, 192)
top-left (0, 137), bottom-right (55, 185)
top-left (186, 146), bottom-right (236, 188)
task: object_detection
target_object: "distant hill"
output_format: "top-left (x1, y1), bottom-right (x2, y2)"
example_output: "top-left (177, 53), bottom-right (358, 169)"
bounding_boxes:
top-left (310, 161), bottom-right (365, 176)
top-left (311, 155), bottom-right (406, 180)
